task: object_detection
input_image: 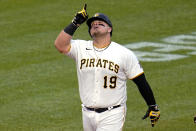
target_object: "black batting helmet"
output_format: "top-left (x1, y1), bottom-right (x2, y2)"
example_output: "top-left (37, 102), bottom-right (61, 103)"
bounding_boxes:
top-left (86, 13), bottom-right (113, 36)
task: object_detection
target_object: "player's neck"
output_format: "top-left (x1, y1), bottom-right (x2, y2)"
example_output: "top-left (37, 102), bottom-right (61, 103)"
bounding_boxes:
top-left (93, 36), bottom-right (111, 49)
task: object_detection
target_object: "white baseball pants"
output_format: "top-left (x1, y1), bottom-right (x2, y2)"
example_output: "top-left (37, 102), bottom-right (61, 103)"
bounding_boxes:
top-left (82, 105), bottom-right (126, 131)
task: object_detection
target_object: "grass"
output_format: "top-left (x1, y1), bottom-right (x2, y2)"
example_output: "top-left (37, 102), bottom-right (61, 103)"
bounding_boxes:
top-left (0, 0), bottom-right (196, 130)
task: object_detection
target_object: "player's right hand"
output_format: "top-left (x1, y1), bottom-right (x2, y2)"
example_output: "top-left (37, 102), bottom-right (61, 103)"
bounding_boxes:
top-left (72, 4), bottom-right (88, 26)
top-left (142, 105), bottom-right (160, 127)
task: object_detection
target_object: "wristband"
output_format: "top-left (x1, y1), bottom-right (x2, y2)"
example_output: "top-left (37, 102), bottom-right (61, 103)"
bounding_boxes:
top-left (64, 23), bottom-right (78, 36)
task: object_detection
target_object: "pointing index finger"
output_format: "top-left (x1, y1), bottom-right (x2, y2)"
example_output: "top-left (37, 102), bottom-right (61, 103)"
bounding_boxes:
top-left (84, 3), bottom-right (87, 10)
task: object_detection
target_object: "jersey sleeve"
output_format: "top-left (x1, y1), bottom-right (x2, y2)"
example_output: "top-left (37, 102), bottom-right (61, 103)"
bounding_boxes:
top-left (66, 40), bottom-right (80, 60)
top-left (125, 50), bottom-right (144, 79)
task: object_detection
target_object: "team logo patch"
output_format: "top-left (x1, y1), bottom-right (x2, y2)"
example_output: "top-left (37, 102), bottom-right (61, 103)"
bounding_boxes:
top-left (94, 13), bottom-right (100, 17)
top-left (86, 48), bottom-right (92, 50)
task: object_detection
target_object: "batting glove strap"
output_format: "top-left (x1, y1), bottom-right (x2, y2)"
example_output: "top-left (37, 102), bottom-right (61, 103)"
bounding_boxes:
top-left (149, 104), bottom-right (159, 111)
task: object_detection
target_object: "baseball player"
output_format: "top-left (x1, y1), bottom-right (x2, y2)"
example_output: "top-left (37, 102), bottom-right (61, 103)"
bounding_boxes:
top-left (55, 4), bottom-right (160, 131)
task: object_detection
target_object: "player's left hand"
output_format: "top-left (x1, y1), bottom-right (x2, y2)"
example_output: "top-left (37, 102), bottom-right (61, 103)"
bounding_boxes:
top-left (142, 105), bottom-right (160, 127)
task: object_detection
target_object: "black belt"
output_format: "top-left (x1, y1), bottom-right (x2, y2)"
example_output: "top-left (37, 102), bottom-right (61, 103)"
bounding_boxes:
top-left (85, 105), bottom-right (121, 113)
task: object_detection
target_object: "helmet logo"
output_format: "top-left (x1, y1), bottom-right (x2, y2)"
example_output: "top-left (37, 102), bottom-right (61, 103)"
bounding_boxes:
top-left (94, 13), bottom-right (100, 17)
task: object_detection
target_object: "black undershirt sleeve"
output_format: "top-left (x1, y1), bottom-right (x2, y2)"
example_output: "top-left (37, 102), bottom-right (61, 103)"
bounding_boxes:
top-left (132, 73), bottom-right (156, 106)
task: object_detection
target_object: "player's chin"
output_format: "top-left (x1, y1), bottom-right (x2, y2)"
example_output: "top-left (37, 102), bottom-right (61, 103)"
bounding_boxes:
top-left (92, 31), bottom-right (107, 37)
top-left (91, 32), bottom-right (100, 37)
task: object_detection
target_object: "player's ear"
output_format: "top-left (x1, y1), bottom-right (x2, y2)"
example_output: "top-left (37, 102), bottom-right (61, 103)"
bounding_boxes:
top-left (108, 27), bottom-right (112, 33)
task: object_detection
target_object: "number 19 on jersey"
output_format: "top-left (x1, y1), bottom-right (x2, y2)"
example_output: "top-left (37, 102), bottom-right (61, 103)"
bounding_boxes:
top-left (103, 76), bottom-right (117, 89)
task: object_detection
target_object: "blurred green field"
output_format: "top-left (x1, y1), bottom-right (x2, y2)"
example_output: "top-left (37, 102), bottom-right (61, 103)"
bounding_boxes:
top-left (0, 0), bottom-right (196, 130)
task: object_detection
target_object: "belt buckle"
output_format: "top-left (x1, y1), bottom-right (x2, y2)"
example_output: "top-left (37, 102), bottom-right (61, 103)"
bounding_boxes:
top-left (108, 106), bottom-right (114, 111)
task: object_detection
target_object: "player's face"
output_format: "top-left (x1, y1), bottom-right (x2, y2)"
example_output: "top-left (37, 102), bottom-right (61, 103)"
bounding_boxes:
top-left (90, 20), bottom-right (112, 37)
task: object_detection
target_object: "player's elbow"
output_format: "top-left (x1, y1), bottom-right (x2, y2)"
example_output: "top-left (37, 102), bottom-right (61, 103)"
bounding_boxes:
top-left (54, 39), bottom-right (70, 54)
top-left (54, 40), bottom-right (64, 54)
top-left (54, 31), bottom-right (72, 54)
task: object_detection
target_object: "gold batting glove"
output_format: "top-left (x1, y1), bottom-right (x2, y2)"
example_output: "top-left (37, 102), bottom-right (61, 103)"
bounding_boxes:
top-left (72, 4), bottom-right (88, 26)
top-left (142, 105), bottom-right (160, 127)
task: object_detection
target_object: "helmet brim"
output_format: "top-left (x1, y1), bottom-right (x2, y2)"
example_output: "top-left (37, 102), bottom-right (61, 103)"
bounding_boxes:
top-left (86, 17), bottom-right (112, 28)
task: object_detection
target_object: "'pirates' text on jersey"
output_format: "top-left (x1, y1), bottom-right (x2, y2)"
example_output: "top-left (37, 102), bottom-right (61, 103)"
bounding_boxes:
top-left (67, 40), bottom-right (143, 108)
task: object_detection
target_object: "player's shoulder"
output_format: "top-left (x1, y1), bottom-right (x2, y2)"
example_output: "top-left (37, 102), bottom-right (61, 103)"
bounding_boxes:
top-left (71, 39), bottom-right (92, 45)
top-left (71, 39), bottom-right (93, 48)
top-left (111, 41), bottom-right (135, 55)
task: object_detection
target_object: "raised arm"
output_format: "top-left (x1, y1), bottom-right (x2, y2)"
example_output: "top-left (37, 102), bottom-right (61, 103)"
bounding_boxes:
top-left (55, 31), bottom-right (72, 54)
top-left (54, 4), bottom-right (88, 54)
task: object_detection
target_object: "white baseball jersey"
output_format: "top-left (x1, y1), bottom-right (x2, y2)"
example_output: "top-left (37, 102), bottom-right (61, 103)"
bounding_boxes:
top-left (66, 40), bottom-right (143, 108)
